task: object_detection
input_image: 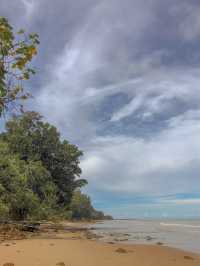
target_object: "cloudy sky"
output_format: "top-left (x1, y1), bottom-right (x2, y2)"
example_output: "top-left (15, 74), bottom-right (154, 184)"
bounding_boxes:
top-left (1, 0), bottom-right (200, 218)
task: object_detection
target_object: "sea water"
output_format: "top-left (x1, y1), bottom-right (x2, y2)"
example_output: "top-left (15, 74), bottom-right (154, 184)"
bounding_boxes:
top-left (90, 219), bottom-right (200, 253)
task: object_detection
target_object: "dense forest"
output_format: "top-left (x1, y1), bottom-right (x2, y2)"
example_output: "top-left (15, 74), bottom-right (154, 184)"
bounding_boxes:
top-left (0, 17), bottom-right (112, 221)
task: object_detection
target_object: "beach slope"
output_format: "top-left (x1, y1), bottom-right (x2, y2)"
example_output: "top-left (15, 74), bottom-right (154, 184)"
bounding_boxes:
top-left (1, 238), bottom-right (200, 266)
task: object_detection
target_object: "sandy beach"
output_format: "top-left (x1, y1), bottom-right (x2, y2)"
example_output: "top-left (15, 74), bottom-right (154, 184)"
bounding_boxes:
top-left (0, 223), bottom-right (200, 266)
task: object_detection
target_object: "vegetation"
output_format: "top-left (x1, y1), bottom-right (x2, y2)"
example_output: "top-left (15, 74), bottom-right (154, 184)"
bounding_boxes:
top-left (0, 112), bottom-right (111, 221)
top-left (0, 17), bottom-right (39, 115)
top-left (0, 17), bottom-right (112, 222)
top-left (70, 190), bottom-right (112, 220)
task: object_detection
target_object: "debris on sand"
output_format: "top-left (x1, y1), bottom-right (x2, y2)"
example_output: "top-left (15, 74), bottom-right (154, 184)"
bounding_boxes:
top-left (0, 223), bottom-right (27, 241)
top-left (0, 221), bottom-right (89, 242)
top-left (156, 242), bottom-right (163, 246)
top-left (115, 248), bottom-right (128, 253)
top-left (184, 255), bottom-right (194, 260)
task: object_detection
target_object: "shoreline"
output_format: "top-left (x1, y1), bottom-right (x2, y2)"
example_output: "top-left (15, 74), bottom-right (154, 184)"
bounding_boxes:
top-left (89, 219), bottom-right (200, 254)
top-left (0, 221), bottom-right (199, 266)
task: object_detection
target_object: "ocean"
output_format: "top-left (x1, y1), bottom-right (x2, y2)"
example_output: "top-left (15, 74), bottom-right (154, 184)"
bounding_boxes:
top-left (90, 219), bottom-right (200, 253)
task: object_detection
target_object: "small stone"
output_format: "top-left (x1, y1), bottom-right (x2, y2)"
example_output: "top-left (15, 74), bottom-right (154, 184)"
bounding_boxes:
top-left (184, 255), bottom-right (194, 260)
top-left (156, 242), bottom-right (163, 245)
top-left (146, 236), bottom-right (153, 241)
top-left (115, 248), bottom-right (127, 253)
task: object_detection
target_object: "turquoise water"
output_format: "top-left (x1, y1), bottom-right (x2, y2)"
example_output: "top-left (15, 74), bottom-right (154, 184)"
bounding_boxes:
top-left (90, 219), bottom-right (200, 253)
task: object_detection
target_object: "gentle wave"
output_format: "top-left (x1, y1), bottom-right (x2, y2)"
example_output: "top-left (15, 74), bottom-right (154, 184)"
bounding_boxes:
top-left (160, 222), bottom-right (200, 228)
top-left (92, 220), bottom-right (200, 253)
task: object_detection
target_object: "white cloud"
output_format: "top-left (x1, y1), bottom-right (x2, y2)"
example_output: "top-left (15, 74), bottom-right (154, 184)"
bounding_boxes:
top-left (32, 0), bottom-right (200, 203)
top-left (21, 0), bottom-right (35, 18)
top-left (110, 68), bottom-right (200, 122)
top-left (81, 111), bottom-right (200, 195)
top-left (111, 95), bottom-right (144, 122)
top-left (35, 1), bottom-right (155, 143)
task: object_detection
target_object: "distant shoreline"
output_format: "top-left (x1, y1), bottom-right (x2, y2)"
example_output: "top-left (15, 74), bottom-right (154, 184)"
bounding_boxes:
top-left (112, 217), bottom-right (200, 221)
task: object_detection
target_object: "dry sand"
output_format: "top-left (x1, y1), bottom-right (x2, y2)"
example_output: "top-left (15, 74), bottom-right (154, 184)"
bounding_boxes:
top-left (1, 235), bottom-right (200, 266)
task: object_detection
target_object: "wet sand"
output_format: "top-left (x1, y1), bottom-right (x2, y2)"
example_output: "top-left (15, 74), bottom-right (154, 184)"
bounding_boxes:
top-left (90, 219), bottom-right (200, 253)
top-left (0, 234), bottom-right (200, 266)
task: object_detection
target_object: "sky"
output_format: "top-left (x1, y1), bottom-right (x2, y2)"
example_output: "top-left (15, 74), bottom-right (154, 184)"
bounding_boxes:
top-left (1, 0), bottom-right (200, 218)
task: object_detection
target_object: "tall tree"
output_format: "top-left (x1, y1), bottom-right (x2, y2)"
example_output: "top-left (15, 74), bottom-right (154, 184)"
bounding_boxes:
top-left (0, 140), bottom-right (55, 220)
top-left (2, 112), bottom-right (87, 207)
top-left (0, 17), bottom-right (39, 116)
top-left (0, 113), bottom-right (111, 221)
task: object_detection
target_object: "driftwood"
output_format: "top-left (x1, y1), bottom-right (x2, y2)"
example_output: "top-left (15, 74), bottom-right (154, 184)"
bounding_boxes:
top-left (0, 221), bottom-right (40, 232)
top-left (20, 222), bottom-right (40, 232)
top-left (0, 221), bottom-right (92, 241)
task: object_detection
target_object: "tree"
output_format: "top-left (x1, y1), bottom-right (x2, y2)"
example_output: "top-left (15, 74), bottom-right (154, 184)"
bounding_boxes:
top-left (2, 112), bottom-right (87, 209)
top-left (70, 190), bottom-right (94, 220)
top-left (0, 17), bottom-right (39, 116)
top-left (0, 141), bottom-right (46, 220)
top-left (70, 190), bottom-right (113, 220)
top-left (0, 113), bottom-right (111, 221)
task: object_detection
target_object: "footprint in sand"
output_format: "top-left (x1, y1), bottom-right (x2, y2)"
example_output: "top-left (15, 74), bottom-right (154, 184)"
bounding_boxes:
top-left (56, 262), bottom-right (66, 266)
top-left (184, 255), bottom-right (194, 260)
top-left (115, 248), bottom-right (128, 254)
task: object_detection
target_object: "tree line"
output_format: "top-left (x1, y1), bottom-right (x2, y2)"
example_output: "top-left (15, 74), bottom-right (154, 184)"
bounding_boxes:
top-left (0, 17), bottom-right (112, 221)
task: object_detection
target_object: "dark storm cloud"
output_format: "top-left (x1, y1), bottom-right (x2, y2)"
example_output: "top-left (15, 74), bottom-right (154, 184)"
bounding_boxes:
top-left (1, 0), bottom-right (98, 85)
top-left (0, 0), bottom-right (26, 25)
top-left (2, 0), bottom-right (200, 88)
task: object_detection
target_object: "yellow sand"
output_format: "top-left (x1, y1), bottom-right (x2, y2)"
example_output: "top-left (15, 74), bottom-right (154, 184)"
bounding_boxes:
top-left (1, 237), bottom-right (200, 266)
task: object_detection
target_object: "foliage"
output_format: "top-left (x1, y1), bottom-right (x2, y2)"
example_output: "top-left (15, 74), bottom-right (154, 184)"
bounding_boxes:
top-left (0, 140), bottom-right (56, 220)
top-left (70, 190), bottom-right (94, 220)
top-left (70, 190), bottom-right (113, 220)
top-left (0, 113), bottom-right (111, 221)
top-left (3, 112), bottom-right (87, 207)
top-left (0, 112), bottom-right (89, 220)
top-left (0, 17), bottom-right (39, 115)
